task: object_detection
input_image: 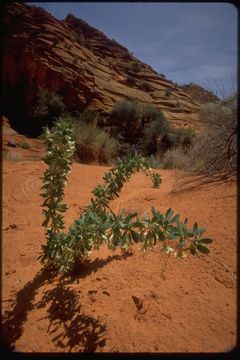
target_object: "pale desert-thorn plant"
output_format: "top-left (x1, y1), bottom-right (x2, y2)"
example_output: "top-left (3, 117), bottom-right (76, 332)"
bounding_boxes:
top-left (40, 118), bottom-right (75, 269)
top-left (40, 119), bottom-right (213, 274)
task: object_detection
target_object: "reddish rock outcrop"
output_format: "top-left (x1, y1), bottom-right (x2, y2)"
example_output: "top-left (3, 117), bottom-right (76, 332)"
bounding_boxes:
top-left (3, 2), bottom-right (206, 134)
top-left (179, 83), bottom-right (219, 104)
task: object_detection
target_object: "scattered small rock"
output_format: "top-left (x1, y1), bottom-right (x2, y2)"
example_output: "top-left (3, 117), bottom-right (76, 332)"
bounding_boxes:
top-left (145, 196), bottom-right (156, 201)
top-left (4, 224), bottom-right (17, 230)
top-left (132, 295), bottom-right (143, 311)
top-left (7, 140), bottom-right (17, 148)
top-left (103, 290), bottom-right (110, 296)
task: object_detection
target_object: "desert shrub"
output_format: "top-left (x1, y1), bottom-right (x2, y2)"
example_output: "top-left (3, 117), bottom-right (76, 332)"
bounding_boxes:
top-left (131, 62), bottom-right (141, 73)
top-left (97, 134), bottom-right (120, 165)
top-left (126, 75), bottom-right (137, 86)
top-left (32, 87), bottom-right (66, 128)
top-left (110, 100), bottom-right (167, 145)
top-left (196, 97), bottom-right (237, 173)
top-left (19, 142), bottom-right (30, 149)
top-left (165, 89), bottom-right (172, 97)
top-left (161, 147), bottom-right (190, 170)
top-left (140, 113), bottom-right (170, 155)
top-left (110, 99), bottom-right (143, 143)
top-left (78, 109), bottom-right (105, 127)
top-left (84, 38), bottom-right (91, 49)
top-left (141, 118), bottom-right (195, 157)
top-left (73, 118), bottom-right (119, 164)
top-left (139, 81), bottom-right (152, 92)
top-left (163, 127), bottom-right (195, 152)
top-left (40, 120), bottom-right (213, 274)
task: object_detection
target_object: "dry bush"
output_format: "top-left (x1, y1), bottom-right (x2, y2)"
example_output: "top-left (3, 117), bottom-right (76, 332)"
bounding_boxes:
top-left (161, 147), bottom-right (190, 170)
top-left (197, 96), bottom-right (237, 174)
top-left (162, 94), bottom-right (237, 175)
top-left (74, 118), bottom-right (119, 164)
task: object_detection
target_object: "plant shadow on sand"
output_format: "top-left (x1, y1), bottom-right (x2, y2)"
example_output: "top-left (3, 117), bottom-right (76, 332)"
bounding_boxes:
top-left (1, 253), bottom-right (134, 352)
top-left (2, 251), bottom-right (133, 352)
top-left (171, 171), bottom-right (236, 194)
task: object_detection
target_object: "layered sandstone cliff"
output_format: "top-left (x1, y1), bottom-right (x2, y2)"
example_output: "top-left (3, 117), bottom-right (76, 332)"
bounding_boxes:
top-left (3, 2), bottom-right (205, 135)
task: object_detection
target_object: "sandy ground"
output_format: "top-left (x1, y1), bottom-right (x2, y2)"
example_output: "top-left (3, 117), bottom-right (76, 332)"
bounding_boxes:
top-left (2, 124), bottom-right (237, 353)
top-left (1, 131), bottom-right (237, 353)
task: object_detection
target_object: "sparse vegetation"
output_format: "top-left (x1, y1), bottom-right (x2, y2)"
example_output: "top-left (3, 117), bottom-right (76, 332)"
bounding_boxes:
top-left (126, 75), bottom-right (136, 86)
top-left (165, 88), bottom-right (172, 97)
top-left (162, 95), bottom-right (237, 175)
top-left (40, 119), bottom-right (213, 274)
top-left (19, 142), bottom-right (30, 149)
top-left (73, 112), bottom-right (119, 164)
top-left (32, 87), bottom-right (66, 128)
top-left (139, 81), bottom-right (152, 92)
top-left (131, 62), bottom-right (141, 73)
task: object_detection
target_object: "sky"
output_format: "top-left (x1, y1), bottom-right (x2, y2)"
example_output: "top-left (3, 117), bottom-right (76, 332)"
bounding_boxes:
top-left (28, 2), bottom-right (238, 97)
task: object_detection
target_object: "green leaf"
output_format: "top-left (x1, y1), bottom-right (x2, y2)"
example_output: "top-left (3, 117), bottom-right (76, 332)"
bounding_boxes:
top-left (130, 230), bottom-right (140, 242)
top-left (169, 213), bottom-right (180, 224)
top-left (165, 208), bottom-right (174, 220)
top-left (189, 242), bottom-right (196, 255)
top-left (157, 230), bottom-right (165, 241)
top-left (193, 222), bottom-right (198, 233)
top-left (196, 243), bottom-right (210, 254)
top-left (199, 238), bottom-right (213, 244)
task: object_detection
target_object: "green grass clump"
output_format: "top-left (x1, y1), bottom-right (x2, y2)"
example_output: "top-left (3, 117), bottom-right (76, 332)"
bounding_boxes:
top-left (74, 116), bottom-right (119, 165)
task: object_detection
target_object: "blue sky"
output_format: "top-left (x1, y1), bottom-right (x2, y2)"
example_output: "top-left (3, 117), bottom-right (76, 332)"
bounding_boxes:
top-left (28, 2), bottom-right (237, 97)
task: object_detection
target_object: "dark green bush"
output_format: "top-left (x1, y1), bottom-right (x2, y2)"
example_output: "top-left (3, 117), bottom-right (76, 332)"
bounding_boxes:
top-left (139, 81), bottom-right (152, 92)
top-left (110, 100), bottom-right (167, 145)
top-left (165, 89), bottom-right (172, 97)
top-left (126, 75), bottom-right (137, 86)
top-left (140, 112), bottom-right (170, 155)
top-left (32, 87), bottom-right (66, 128)
top-left (131, 62), bottom-right (141, 73)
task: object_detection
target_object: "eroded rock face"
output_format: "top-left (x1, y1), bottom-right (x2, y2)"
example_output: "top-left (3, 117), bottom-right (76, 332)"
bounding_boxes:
top-left (179, 83), bottom-right (219, 104)
top-left (3, 2), bottom-right (204, 135)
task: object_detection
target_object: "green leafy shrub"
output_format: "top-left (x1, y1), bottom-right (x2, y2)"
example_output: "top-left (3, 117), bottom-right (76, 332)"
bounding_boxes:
top-left (110, 100), bottom-right (167, 145)
top-left (140, 113), bottom-right (170, 155)
top-left (40, 120), bottom-right (213, 274)
top-left (40, 118), bottom-right (75, 268)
